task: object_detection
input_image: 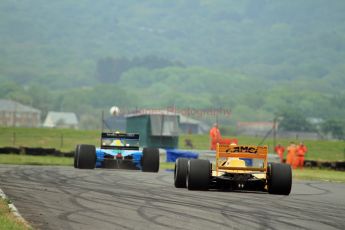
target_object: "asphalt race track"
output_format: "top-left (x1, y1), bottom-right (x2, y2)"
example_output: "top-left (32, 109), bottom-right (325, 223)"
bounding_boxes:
top-left (0, 165), bottom-right (344, 230)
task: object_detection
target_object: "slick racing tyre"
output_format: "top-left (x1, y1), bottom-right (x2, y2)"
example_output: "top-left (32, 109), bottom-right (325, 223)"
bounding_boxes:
top-left (142, 148), bottom-right (160, 172)
top-left (267, 163), bottom-right (292, 195)
top-left (75, 144), bottom-right (96, 169)
top-left (174, 158), bottom-right (189, 188)
top-left (187, 159), bottom-right (211, 190)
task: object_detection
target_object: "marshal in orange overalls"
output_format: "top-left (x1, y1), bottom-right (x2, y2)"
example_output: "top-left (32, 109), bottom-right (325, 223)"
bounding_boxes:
top-left (294, 143), bottom-right (308, 169)
top-left (274, 144), bottom-right (285, 163)
top-left (210, 124), bottom-right (222, 150)
top-left (286, 142), bottom-right (297, 167)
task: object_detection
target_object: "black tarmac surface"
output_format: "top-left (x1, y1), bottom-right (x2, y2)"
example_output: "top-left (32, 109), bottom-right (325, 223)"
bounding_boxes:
top-left (0, 165), bottom-right (344, 230)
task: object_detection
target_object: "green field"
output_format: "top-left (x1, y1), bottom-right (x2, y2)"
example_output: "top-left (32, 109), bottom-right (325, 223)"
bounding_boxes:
top-left (0, 155), bottom-right (72, 166)
top-left (0, 127), bottom-right (99, 152)
top-left (293, 168), bottom-right (345, 182)
top-left (0, 127), bottom-right (345, 161)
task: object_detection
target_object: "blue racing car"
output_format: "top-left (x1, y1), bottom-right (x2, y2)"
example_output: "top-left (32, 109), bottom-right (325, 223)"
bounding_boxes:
top-left (74, 132), bottom-right (159, 172)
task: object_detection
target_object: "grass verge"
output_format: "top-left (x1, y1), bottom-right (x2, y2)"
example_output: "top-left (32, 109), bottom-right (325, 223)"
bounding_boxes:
top-left (0, 154), bottom-right (72, 166)
top-left (0, 198), bottom-right (30, 230)
top-left (160, 162), bottom-right (175, 170)
top-left (293, 168), bottom-right (345, 182)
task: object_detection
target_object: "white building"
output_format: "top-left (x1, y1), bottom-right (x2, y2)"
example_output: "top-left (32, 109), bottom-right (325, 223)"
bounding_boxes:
top-left (0, 99), bottom-right (41, 127)
top-left (43, 111), bottom-right (79, 129)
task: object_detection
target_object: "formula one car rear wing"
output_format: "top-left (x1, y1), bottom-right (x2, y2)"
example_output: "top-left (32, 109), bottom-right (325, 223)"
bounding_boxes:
top-left (101, 132), bottom-right (140, 150)
top-left (216, 144), bottom-right (268, 174)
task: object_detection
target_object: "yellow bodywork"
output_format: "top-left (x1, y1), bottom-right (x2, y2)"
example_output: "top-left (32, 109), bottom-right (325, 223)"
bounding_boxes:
top-left (214, 144), bottom-right (268, 179)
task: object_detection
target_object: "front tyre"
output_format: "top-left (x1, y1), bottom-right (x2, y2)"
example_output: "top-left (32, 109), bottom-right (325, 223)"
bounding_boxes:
top-left (142, 148), bottom-right (159, 172)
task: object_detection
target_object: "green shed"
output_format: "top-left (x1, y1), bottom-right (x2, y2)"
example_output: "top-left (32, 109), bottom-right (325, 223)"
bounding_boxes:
top-left (126, 113), bottom-right (179, 149)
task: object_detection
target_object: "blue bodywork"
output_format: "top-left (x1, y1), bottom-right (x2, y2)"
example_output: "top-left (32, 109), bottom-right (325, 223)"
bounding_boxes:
top-left (95, 132), bottom-right (143, 170)
top-left (95, 148), bottom-right (143, 169)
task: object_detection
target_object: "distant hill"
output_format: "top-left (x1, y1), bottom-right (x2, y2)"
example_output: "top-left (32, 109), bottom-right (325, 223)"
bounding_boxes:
top-left (1, 0), bottom-right (345, 128)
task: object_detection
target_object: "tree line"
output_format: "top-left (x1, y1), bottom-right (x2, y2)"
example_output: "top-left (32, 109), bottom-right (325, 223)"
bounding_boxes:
top-left (0, 0), bottom-right (345, 137)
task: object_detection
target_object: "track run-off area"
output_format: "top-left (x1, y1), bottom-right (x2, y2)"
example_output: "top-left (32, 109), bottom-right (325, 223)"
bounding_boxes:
top-left (0, 165), bottom-right (344, 230)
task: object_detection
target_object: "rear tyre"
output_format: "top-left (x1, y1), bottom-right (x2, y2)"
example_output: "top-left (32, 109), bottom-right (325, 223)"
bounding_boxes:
top-left (267, 163), bottom-right (292, 195)
top-left (75, 144), bottom-right (96, 169)
top-left (142, 148), bottom-right (159, 172)
top-left (174, 158), bottom-right (189, 188)
top-left (187, 159), bottom-right (210, 190)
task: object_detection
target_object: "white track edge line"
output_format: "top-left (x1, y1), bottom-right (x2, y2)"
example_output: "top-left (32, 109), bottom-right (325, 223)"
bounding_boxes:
top-left (0, 188), bottom-right (31, 228)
